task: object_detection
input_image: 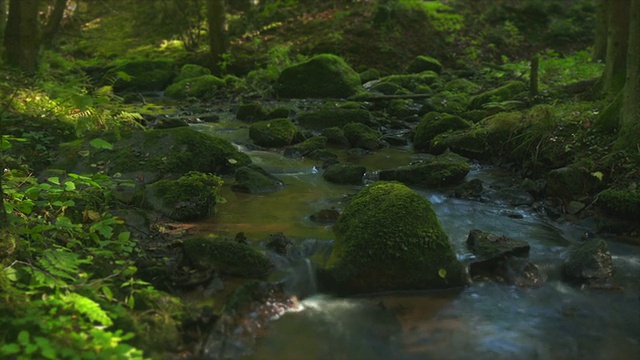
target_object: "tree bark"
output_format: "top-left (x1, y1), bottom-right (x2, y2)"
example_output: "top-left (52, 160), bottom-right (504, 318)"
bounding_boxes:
top-left (41, 0), bottom-right (68, 49)
top-left (618, 0), bottom-right (640, 149)
top-left (601, 0), bottom-right (631, 97)
top-left (0, 0), bottom-right (8, 42)
top-left (592, 0), bottom-right (608, 62)
top-left (3, 0), bottom-right (40, 74)
top-left (206, 0), bottom-right (227, 75)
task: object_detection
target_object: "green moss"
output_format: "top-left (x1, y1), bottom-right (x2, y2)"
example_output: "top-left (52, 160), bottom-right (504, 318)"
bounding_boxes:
top-left (173, 64), bottom-right (211, 83)
top-left (444, 78), bottom-right (481, 93)
top-left (413, 112), bottom-right (471, 152)
top-left (343, 122), bottom-right (381, 150)
top-left (290, 135), bottom-right (327, 155)
top-left (110, 59), bottom-right (176, 92)
top-left (297, 108), bottom-right (372, 130)
top-left (431, 128), bottom-right (491, 159)
top-left (405, 56), bottom-right (443, 74)
top-left (598, 188), bottom-right (640, 220)
top-left (594, 91), bottom-right (622, 133)
top-left (381, 71), bottom-right (439, 92)
top-left (428, 91), bottom-right (471, 114)
top-left (324, 181), bottom-right (465, 294)
top-left (321, 126), bottom-right (349, 146)
top-left (164, 75), bottom-right (225, 99)
top-left (237, 102), bottom-right (268, 122)
top-left (322, 164), bottom-right (366, 185)
top-left (182, 238), bottom-right (273, 278)
top-left (470, 80), bottom-right (527, 109)
top-left (370, 81), bottom-right (410, 95)
top-left (231, 165), bottom-right (284, 194)
top-left (249, 118), bottom-right (299, 147)
top-left (378, 153), bottom-right (470, 187)
top-left (141, 172), bottom-right (223, 221)
top-left (277, 54), bottom-right (361, 98)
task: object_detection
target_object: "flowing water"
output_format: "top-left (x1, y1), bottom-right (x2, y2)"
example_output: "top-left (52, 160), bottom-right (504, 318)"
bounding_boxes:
top-left (189, 118), bottom-right (640, 360)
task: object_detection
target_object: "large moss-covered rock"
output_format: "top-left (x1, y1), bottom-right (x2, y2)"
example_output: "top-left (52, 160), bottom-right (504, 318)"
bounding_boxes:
top-left (164, 75), bottom-right (225, 100)
top-left (343, 123), bottom-right (381, 150)
top-left (321, 182), bottom-right (466, 294)
top-left (249, 118), bottom-right (299, 147)
top-left (54, 127), bottom-right (251, 180)
top-left (413, 112), bottom-right (471, 152)
top-left (431, 128), bottom-right (491, 159)
top-left (426, 91), bottom-right (471, 114)
top-left (283, 135), bottom-right (327, 158)
top-left (231, 165), bottom-right (284, 194)
top-left (597, 188), bottom-right (640, 220)
top-left (110, 59), bottom-right (175, 93)
top-left (277, 54), bottom-right (361, 98)
top-left (405, 56), bottom-right (443, 74)
top-left (378, 152), bottom-right (470, 187)
top-left (546, 166), bottom-right (600, 198)
top-left (380, 71), bottom-right (440, 92)
top-left (297, 108), bottom-right (373, 130)
top-left (322, 163), bottom-right (366, 185)
top-left (173, 64), bottom-right (211, 83)
top-left (470, 81), bottom-right (527, 109)
top-left (444, 78), bottom-right (481, 93)
top-left (236, 102), bottom-right (268, 122)
top-left (139, 172), bottom-right (223, 221)
top-left (182, 237), bottom-right (273, 278)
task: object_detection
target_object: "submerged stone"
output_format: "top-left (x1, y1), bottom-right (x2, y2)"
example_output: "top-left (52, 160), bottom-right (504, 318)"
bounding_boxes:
top-left (466, 229), bottom-right (530, 259)
top-left (563, 238), bottom-right (614, 282)
top-left (231, 165), bottom-right (284, 194)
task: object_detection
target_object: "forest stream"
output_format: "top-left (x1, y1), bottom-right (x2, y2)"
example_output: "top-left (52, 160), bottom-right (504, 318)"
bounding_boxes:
top-left (174, 107), bottom-right (640, 360)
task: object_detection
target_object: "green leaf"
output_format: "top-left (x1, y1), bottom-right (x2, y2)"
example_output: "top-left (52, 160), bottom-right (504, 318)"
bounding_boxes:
top-left (438, 268), bottom-right (447, 279)
top-left (0, 343), bottom-right (21, 355)
top-left (89, 138), bottom-right (113, 150)
top-left (102, 286), bottom-right (114, 301)
top-left (17, 330), bottom-right (29, 345)
top-left (64, 181), bottom-right (76, 191)
top-left (47, 177), bottom-right (60, 185)
top-left (591, 171), bottom-right (603, 181)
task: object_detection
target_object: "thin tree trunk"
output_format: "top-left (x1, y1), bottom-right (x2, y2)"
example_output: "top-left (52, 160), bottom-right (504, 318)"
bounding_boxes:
top-left (0, 0), bottom-right (8, 42)
top-left (601, 0), bottom-right (631, 97)
top-left (592, 0), bottom-right (608, 62)
top-left (530, 55), bottom-right (539, 97)
top-left (618, 0), bottom-right (640, 149)
top-left (206, 0), bottom-right (227, 75)
top-left (41, 0), bottom-right (68, 49)
top-left (3, 0), bottom-right (40, 74)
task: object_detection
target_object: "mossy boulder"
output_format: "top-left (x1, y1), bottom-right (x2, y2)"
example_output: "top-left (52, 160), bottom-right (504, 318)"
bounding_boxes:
top-left (164, 75), bottom-right (225, 100)
top-left (237, 102), bottom-right (268, 122)
top-left (343, 123), bottom-right (382, 150)
top-left (111, 59), bottom-right (176, 93)
top-left (546, 166), bottom-right (600, 198)
top-left (297, 108), bottom-right (373, 130)
top-left (249, 118), bottom-right (299, 147)
top-left (322, 164), bottom-right (366, 185)
top-left (173, 64), bottom-right (211, 83)
top-left (378, 152), bottom-right (470, 187)
top-left (54, 127), bottom-right (251, 180)
top-left (266, 106), bottom-right (293, 120)
top-left (284, 136), bottom-right (327, 158)
top-left (470, 81), bottom-right (527, 109)
top-left (182, 237), bottom-right (273, 278)
top-left (321, 127), bottom-right (350, 146)
top-left (231, 165), bottom-right (284, 194)
top-left (597, 188), bottom-right (640, 220)
top-left (380, 71), bottom-right (440, 92)
top-left (426, 91), bottom-right (471, 114)
top-left (369, 81), bottom-right (411, 95)
top-left (277, 54), bottom-right (361, 98)
top-left (139, 172), bottom-right (223, 221)
top-left (431, 128), bottom-right (491, 159)
top-left (321, 181), bottom-right (466, 294)
top-left (405, 56), bottom-right (443, 74)
top-left (413, 112), bottom-right (472, 152)
top-left (444, 78), bottom-right (481, 93)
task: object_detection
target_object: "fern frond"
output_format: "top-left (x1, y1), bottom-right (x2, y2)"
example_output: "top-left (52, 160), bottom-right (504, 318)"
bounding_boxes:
top-left (60, 292), bottom-right (113, 326)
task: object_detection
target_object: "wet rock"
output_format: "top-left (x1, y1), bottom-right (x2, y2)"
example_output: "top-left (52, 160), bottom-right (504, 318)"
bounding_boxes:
top-left (277, 54), bottom-right (361, 98)
top-left (378, 152), bottom-right (470, 188)
top-left (343, 122), bottom-right (382, 150)
top-left (466, 229), bottom-right (530, 259)
top-left (249, 118), bottom-right (300, 147)
top-left (231, 165), bottom-right (284, 194)
top-left (322, 163), bottom-right (366, 185)
top-left (164, 75), bottom-right (225, 100)
top-left (378, 71), bottom-right (440, 93)
top-left (453, 178), bottom-right (483, 200)
top-left (139, 172), bottom-right (223, 221)
top-left (494, 187), bottom-right (535, 206)
top-left (153, 117), bottom-right (189, 129)
top-left (320, 181), bottom-right (467, 295)
top-left (405, 55), bottom-right (443, 74)
top-left (566, 200), bottom-right (586, 215)
top-left (546, 166), bottom-right (600, 198)
top-left (298, 108), bottom-right (373, 130)
top-left (425, 91), bottom-right (471, 115)
top-left (265, 106), bottom-right (293, 119)
top-left (266, 232), bottom-right (293, 256)
top-left (236, 102), bottom-right (267, 122)
top-left (321, 126), bottom-right (350, 146)
top-left (307, 149), bottom-right (339, 162)
top-left (309, 208), bottom-right (341, 224)
top-left (413, 112), bottom-right (472, 153)
top-left (520, 177), bottom-right (546, 198)
top-left (563, 238), bottom-right (614, 282)
top-left (283, 135), bottom-right (327, 158)
top-left (469, 256), bottom-right (543, 287)
top-left (181, 237), bottom-right (273, 278)
top-left (597, 187), bottom-right (640, 220)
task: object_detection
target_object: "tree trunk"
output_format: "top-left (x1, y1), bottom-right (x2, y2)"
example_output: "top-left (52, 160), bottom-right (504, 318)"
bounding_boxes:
top-left (592, 0), bottom-right (608, 62)
top-left (41, 0), bottom-right (68, 49)
top-left (0, 0), bottom-right (8, 43)
top-left (3, 0), bottom-right (40, 74)
top-left (618, 0), bottom-right (640, 149)
top-left (206, 0), bottom-right (227, 75)
top-left (601, 0), bottom-right (631, 97)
